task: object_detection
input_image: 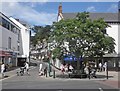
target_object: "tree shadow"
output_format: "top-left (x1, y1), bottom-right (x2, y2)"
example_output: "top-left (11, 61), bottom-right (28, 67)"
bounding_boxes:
top-left (56, 74), bottom-right (114, 79)
top-left (96, 75), bottom-right (114, 79)
top-left (29, 62), bottom-right (37, 66)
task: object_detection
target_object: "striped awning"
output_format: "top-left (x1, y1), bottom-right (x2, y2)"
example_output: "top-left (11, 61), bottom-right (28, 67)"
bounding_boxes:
top-left (0, 51), bottom-right (12, 57)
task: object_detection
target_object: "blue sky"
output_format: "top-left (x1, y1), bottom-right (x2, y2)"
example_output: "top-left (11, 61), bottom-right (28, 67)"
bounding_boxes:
top-left (22, 2), bottom-right (118, 13)
top-left (1, 2), bottom-right (119, 26)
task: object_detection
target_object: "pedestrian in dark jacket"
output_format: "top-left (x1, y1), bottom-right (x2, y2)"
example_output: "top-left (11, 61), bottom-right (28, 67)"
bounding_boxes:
top-left (44, 67), bottom-right (47, 77)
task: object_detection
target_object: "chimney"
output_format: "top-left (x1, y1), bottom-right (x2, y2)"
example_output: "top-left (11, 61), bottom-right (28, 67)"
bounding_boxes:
top-left (15, 19), bottom-right (19, 21)
top-left (58, 3), bottom-right (62, 14)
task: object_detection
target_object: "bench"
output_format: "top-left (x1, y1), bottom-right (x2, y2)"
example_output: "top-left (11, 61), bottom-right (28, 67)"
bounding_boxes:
top-left (68, 72), bottom-right (87, 78)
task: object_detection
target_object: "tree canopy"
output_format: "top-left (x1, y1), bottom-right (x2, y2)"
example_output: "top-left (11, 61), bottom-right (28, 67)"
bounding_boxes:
top-left (31, 25), bottom-right (52, 46)
top-left (49, 12), bottom-right (115, 59)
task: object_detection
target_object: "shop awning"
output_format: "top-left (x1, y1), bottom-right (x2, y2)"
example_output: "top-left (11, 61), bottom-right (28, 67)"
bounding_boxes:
top-left (0, 51), bottom-right (12, 57)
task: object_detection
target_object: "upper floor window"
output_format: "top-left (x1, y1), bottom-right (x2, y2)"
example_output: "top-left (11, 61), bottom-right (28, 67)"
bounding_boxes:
top-left (18, 30), bottom-right (20, 40)
top-left (17, 45), bottom-right (20, 51)
top-left (0, 16), bottom-right (2, 25)
top-left (2, 17), bottom-right (10, 30)
top-left (8, 37), bottom-right (11, 49)
top-left (1, 17), bottom-right (20, 34)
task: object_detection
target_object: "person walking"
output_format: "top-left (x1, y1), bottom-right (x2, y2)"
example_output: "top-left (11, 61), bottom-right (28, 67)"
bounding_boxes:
top-left (69, 64), bottom-right (74, 72)
top-left (39, 63), bottom-right (43, 76)
top-left (1, 62), bottom-right (5, 78)
top-left (103, 62), bottom-right (107, 72)
top-left (25, 62), bottom-right (30, 75)
top-left (65, 64), bottom-right (68, 72)
top-left (84, 65), bottom-right (89, 75)
top-left (44, 67), bottom-right (47, 77)
top-left (99, 62), bottom-right (102, 72)
top-left (60, 64), bottom-right (65, 74)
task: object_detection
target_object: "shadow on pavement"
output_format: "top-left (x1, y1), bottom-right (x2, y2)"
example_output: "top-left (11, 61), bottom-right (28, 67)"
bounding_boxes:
top-left (0, 75), bottom-right (9, 79)
top-left (56, 74), bottom-right (114, 79)
top-left (96, 75), bottom-right (113, 79)
top-left (29, 62), bottom-right (37, 66)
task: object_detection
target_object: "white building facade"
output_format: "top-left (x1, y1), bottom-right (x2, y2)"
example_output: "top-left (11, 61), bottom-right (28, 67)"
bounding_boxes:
top-left (0, 12), bottom-right (21, 67)
top-left (10, 17), bottom-right (30, 66)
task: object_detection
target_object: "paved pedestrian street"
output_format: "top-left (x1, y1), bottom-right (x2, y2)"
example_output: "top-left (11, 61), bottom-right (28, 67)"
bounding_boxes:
top-left (0, 61), bottom-right (119, 91)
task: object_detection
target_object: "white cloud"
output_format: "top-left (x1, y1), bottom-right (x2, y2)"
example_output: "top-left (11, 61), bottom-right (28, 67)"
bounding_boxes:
top-left (86, 6), bottom-right (96, 12)
top-left (1, 2), bottom-right (57, 25)
top-left (107, 4), bottom-right (118, 12)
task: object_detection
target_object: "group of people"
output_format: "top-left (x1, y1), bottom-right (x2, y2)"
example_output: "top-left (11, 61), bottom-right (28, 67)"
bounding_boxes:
top-left (84, 62), bottom-right (107, 78)
top-left (98, 62), bottom-right (107, 72)
top-left (60, 64), bottom-right (74, 74)
top-left (84, 65), bottom-right (97, 78)
top-left (16, 62), bottom-right (30, 76)
top-left (18, 62), bottom-right (48, 77)
top-left (39, 63), bottom-right (47, 77)
top-left (1, 61), bottom-right (107, 79)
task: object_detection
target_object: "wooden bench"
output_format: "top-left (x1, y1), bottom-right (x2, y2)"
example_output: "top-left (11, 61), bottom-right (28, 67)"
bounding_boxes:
top-left (68, 72), bottom-right (87, 78)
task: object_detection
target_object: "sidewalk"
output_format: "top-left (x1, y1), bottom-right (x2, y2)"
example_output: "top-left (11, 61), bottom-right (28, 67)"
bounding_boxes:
top-left (0, 67), bottom-right (19, 80)
top-left (96, 71), bottom-right (119, 81)
top-left (0, 66), bottom-right (36, 80)
top-left (49, 66), bottom-right (119, 89)
top-left (95, 71), bottom-right (119, 89)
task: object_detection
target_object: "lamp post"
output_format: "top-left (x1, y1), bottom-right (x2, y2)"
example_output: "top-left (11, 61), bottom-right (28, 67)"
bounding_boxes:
top-left (29, 27), bottom-right (32, 63)
top-left (53, 61), bottom-right (55, 78)
top-left (47, 43), bottom-right (52, 77)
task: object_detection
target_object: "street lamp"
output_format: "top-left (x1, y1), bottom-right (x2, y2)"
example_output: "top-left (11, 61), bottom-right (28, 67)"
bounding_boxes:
top-left (28, 27), bottom-right (32, 63)
top-left (47, 43), bottom-right (51, 77)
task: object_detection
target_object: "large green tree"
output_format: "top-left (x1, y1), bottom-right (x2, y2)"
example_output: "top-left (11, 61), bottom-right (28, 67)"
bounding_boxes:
top-left (31, 25), bottom-right (52, 46)
top-left (49, 12), bottom-right (115, 69)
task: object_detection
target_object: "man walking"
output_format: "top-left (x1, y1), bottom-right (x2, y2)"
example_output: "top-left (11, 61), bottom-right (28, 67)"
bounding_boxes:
top-left (25, 62), bottom-right (30, 75)
top-left (99, 62), bottom-right (102, 72)
top-left (39, 63), bottom-right (43, 76)
top-left (1, 62), bottom-right (5, 78)
top-left (44, 67), bottom-right (47, 77)
top-left (103, 62), bottom-right (107, 72)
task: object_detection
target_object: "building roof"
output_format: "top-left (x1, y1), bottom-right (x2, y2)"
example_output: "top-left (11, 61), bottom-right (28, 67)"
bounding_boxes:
top-left (63, 13), bottom-right (120, 23)
top-left (0, 12), bottom-right (21, 29)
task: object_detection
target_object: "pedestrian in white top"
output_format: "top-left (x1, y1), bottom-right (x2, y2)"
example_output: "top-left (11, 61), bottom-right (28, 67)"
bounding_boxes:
top-left (64, 64), bottom-right (68, 72)
top-left (25, 62), bottom-right (30, 75)
top-left (99, 63), bottom-right (102, 72)
top-left (1, 62), bottom-right (5, 78)
top-left (103, 62), bottom-right (107, 72)
top-left (39, 63), bottom-right (43, 76)
top-left (69, 64), bottom-right (74, 72)
top-left (60, 64), bottom-right (65, 74)
top-left (84, 66), bottom-right (89, 74)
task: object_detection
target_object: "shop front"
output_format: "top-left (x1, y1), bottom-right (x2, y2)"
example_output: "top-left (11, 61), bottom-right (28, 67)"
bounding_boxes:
top-left (0, 51), bottom-right (17, 68)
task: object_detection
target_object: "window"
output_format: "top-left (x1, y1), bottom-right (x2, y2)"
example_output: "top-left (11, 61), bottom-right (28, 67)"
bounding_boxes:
top-left (11, 25), bottom-right (15, 32)
top-left (18, 30), bottom-right (20, 40)
top-left (8, 37), bottom-right (11, 49)
top-left (2, 18), bottom-right (10, 30)
top-left (0, 16), bottom-right (2, 25)
top-left (18, 45), bottom-right (20, 51)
